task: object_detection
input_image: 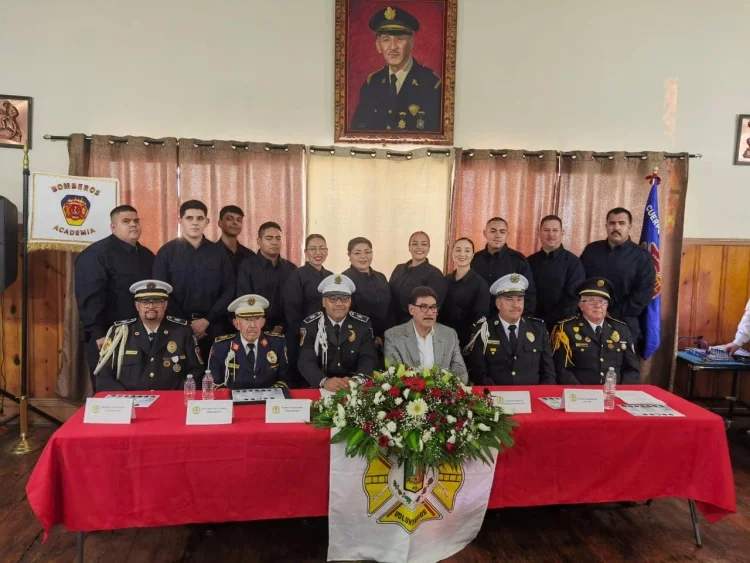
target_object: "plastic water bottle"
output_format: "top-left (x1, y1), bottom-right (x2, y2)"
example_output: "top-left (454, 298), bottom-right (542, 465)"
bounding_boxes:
top-left (202, 369), bottom-right (215, 401)
top-left (184, 373), bottom-right (196, 405)
top-left (604, 367), bottom-right (617, 411)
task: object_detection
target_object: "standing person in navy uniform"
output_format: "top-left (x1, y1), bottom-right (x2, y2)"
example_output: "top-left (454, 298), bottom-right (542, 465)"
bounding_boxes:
top-left (215, 205), bottom-right (255, 275)
top-left (389, 231), bottom-right (447, 326)
top-left (209, 294), bottom-right (289, 390)
top-left (351, 6), bottom-right (442, 132)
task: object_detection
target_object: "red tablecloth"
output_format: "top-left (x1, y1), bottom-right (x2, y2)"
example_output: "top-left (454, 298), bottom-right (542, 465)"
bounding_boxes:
top-left (26, 385), bottom-right (735, 536)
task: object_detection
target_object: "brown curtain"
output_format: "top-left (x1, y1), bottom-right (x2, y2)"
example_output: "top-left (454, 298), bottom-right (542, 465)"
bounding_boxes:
top-left (56, 135), bottom-right (178, 401)
top-left (448, 150), bottom-right (559, 269)
top-left (178, 141), bottom-right (305, 265)
top-left (557, 151), bottom-right (688, 387)
top-left (451, 149), bottom-right (689, 388)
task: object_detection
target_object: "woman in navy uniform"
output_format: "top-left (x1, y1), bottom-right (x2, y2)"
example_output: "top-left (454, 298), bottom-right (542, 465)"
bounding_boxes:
top-left (389, 231), bottom-right (447, 326)
top-left (209, 294), bottom-right (289, 390)
top-left (441, 238), bottom-right (490, 350)
top-left (343, 237), bottom-right (391, 350)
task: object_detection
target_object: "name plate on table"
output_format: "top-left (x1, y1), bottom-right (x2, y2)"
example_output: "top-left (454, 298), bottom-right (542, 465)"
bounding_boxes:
top-left (491, 391), bottom-right (532, 414)
top-left (84, 397), bottom-right (135, 424)
top-left (562, 389), bottom-right (604, 412)
top-left (186, 400), bottom-right (233, 425)
top-left (266, 399), bottom-right (311, 423)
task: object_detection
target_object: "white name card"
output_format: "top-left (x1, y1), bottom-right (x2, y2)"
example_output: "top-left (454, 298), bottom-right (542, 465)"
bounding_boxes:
top-left (83, 397), bottom-right (135, 424)
top-left (491, 391), bottom-right (532, 414)
top-left (266, 399), bottom-right (312, 423)
top-left (186, 400), bottom-right (233, 425)
top-left (562, 389), bottom-right (604, 412)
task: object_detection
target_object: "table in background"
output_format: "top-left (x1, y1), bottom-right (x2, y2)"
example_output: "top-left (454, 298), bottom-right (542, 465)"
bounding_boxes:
top-left (676, 350), bottom-right (750, 423)
top-left (26, 385), bottom-right (735, 559)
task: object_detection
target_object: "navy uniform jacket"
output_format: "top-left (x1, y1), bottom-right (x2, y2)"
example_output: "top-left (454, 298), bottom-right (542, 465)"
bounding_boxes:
top-left (551, 314), bottom-right (640, 385)
top-left (209, 332), bottom-right (289, 390)
top-left (468, 316), bottom-right (556, 386)
top-left (95, 317), bottom-right (203, 391)
top-left (351, 59), bottom-right (442, 132)
top-left (344, 267), bottom-right (391, 339)
top-left (389, 259), bottom-right (447, 326)
top-left (579, 239), bottom-right (656, 345)
top-left (283, 262), bottom-right (332, 338)
top-left (298, 311), bottom-right (378, 387)
top-left (152, 236), bottom-right (235, 325)
top-left (527, 245), bottom-right (586, 332)
top-left (441, 269), bottom-right (490, 349)
top-left (471, 245), bottom-right (537, 317)
top-left (237, 254), bottom-right (297, 330)
top-left (216, 238), bottom-right (255, 276)
top-left (74, 234), bottom-right (155, 342)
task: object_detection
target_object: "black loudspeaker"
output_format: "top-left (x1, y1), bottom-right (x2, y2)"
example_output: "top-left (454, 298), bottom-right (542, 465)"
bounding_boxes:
top-left (0, 196), bottom-right (19, 292)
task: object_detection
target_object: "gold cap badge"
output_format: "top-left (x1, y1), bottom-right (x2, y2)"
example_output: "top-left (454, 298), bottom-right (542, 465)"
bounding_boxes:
top-left (248, 297), bottom-right (256, 306)
top-left (384, 7), bottom-right (396, 20)
top-left (335, 276), bottom-right (342, 284)
top-left (510, 273), bottom-right (520, 283)
top-left (597, 280), bottom-right (605, 287)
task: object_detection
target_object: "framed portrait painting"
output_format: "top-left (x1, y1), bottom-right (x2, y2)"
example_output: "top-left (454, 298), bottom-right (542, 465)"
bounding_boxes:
top-left (0, 95), bottom-right (33, 149)
top-left (334, 0), bottom-right (457, 145)
top-left (734, 115), bottom-right (750, 165)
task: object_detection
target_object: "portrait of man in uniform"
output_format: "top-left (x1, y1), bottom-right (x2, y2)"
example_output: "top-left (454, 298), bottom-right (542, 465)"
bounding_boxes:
top-left (334, 0), bottom-right (457, 145)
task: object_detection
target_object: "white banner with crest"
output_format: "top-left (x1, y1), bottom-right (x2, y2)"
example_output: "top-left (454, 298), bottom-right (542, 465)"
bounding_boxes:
top-left (29, 172), bottom-right (118, 252)
top-left (327, 440), bottom-right (496, 563)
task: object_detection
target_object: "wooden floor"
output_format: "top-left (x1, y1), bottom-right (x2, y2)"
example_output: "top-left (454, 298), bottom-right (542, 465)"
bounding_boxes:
top-left (2, 426), bottom-right (750, 563)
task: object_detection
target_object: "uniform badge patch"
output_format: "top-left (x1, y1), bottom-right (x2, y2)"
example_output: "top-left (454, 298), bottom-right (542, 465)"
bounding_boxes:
top-left (167, 341), bottom-right (177, 353)
top-left (232, 342), bottom-right (240, 352)
top-left (261, 338), bottom-right (268, 347)
top-left (163, 360), bottom-right (171, 367)
top-left (574, 334), bottom-right (582, 341)
top-left (408, 104), bottom-right (420, 116)
top-left (526, 332), bottom-right (535, 343)
top-left (585, 337), bottom-right (591, 343)
top-left (267, 351), bottom-right (277, 364)
top-left (348, 330), bottom-right (356, 343)
top-left (611, 331), bottom-right (620, 343)
top-left (173, 364), bottom-right (181, 373)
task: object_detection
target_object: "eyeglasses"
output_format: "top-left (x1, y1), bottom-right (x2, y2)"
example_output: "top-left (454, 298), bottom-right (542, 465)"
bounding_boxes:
top-left (414, 304), bottom-right (439, 313)
top-left (581, 299), bottom-right (608, 306)
top-left (307, 246), bottom-right (328, 253)
top-left (350, 250), bottom-right (373, 257)
top-left (136, 299), bottom-right (167, 307)
top-left (325, 296), bottom-right (351, 304)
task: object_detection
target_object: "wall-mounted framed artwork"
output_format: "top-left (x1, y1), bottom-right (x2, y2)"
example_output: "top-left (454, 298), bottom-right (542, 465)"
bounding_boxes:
top-left (0, 95), bottom-right (33, 149)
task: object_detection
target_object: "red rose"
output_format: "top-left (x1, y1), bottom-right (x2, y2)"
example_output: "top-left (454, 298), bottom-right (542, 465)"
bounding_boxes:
top-left (429, 388), bottom-right (442, 399)
top-left (363, 422), bottom-right (372, 434)
top-left (446, 443), bottom-right (456, 452)
top-left (379, 435), bottom-right (390, 447)
top-left (403, 377), bottom-right (427, 393)
top-left (427, 412), bottom-right (439, 424)
top-left (363, 380), bottom-right (375, 389)
top-left (342, 397), bottom-right (349, 404)
top-left (387, 408), bottom-right (404, 421)
top-left (457, 387), bottom-right (466, 399)
top-left (456, 420), bottom-right (466, 430)
top-left (388, 386), bottom-right (402, 398)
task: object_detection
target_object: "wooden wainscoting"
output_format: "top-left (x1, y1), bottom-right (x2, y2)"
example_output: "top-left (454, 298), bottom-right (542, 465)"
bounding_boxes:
top-left (677, 239), bottom-right (750, 402)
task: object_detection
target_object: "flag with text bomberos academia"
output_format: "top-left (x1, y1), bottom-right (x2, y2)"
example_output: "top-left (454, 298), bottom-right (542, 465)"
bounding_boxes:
top-left (29, 173), bottom-right (118, 252)
top-left (327, 439), bottom-right (497, 563)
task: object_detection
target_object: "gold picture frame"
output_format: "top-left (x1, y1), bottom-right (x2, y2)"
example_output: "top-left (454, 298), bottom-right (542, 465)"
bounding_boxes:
top-left (0, 95), bottom-right (33, 149)
top-left (334, 0), bottom-right (457, 145)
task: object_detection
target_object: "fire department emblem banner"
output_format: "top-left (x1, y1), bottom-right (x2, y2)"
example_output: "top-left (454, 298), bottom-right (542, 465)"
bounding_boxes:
top-left (28, 173), bottom-right (119, 252)
top-left (327, 440), bottom-right (496, 563)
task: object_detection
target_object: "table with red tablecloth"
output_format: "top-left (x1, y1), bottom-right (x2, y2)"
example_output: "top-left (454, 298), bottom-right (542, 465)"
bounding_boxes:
top-left (26, 385), bottom-right (736, 537)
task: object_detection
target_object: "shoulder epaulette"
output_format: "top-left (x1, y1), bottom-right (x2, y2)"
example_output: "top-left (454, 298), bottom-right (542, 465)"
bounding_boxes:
top-left (263, 330), bottom-right (284, 338)
top-left (349, 311), bottom-right (370, 323)
top-left (166, 316), bottom-right (188, 326)
top-left (366, 70), bottom-right (377, 84)
top-left (606, 315), bottom-right (628, 326)
top-left (214, 333), bottom-right (237, 343)
top-left (524, 316), bottom-right (545, 324)
top-left (114, 318), bottom-right (136, 326)
top-left (471, 316), bottom-right (487, 328)
top-left (555, 316), bottom-right (577, 326)
top-left (304, 311), bottom-right (323, 324)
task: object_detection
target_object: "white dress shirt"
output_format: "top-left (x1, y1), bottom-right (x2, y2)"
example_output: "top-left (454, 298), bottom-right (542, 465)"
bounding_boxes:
top-left (413, 321), bottom-right (435, 369)
top-left (587, 320), bottom-right (604, 335)
top-left (327, 316), bottom-right (344, 334)
top-left (734, 298), bottom-right (750, 346)
top-left (390, 57), bottom-right (414, 94)
top-left (499, 317), bottom-right (521, 340)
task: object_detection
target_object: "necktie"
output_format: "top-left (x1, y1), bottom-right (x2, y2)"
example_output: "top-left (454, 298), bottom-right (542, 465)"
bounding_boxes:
top-left (595, 326), bottom-right (602, 341)
top-left (390, 74), bottom-right (398, 98)
top-left (148, 333), bottom-right (154, 343)
top-left (334, 324), bottom-right (340, 340)
top-left (508, 324), bottom-right (518, 351)
top-left (246, 343), bottom-right (255, 372)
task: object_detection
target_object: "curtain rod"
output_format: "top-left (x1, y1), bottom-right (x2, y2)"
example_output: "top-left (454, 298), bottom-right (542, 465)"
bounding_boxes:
top-left (43, 135), bottom-right (291, 151)
top-left (463, 149), bottom-right (701, 159)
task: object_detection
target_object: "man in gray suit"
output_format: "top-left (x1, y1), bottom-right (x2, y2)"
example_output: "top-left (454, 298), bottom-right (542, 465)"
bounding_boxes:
top-left (384, 286), bottom-right (468, 383)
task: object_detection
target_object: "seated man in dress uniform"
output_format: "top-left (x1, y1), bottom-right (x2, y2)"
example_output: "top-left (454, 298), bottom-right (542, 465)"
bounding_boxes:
top-left (208, 294), bottom-right (290, 390)
top-left (465, 273), bottom-right (555, 386)
top-left (94, 280), bottom-right (203, 391)
top-left (298, 274), bottom-right (378, 392)
top-left (551, 277), bottom-right (640, 385)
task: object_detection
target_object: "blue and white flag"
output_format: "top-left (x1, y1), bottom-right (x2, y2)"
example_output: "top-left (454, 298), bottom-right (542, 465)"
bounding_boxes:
top-left (639, 171), bottom-right (661, 359)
